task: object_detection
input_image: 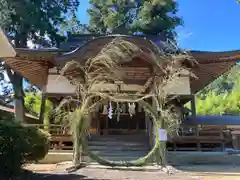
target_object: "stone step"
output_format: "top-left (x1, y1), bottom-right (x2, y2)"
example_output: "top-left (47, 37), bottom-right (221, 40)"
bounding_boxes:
top-left (86, 135), bottom-right (150, 162)
top-left (83, 154), bottom-right (148, 162)
top-left (88, 141), bottom-right (149, 146)
top-left (89, 151), bottom-right (148, 157)
top-left (88, 145), bottom-right (149, 151)
top-left (89, 134), bottom-right (149, 141)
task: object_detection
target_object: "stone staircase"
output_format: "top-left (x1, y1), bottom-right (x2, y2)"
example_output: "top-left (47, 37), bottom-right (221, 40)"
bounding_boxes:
top-left (85, 134), bottom-right (150, 162)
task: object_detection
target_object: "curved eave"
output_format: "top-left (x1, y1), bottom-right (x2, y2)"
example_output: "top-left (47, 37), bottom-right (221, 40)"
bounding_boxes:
top-left (190, 50), bottom-right (240, 93)
top-left (56, 35), bottom-right (240, 94)
top-left (2, 48), bottom-right (63, 88)
top-left (15, 48), bottom-right (64, 67)
top-left (190, 50), bottom-right (240, 64)
top-left (56, 35), bottom-right (159, 68)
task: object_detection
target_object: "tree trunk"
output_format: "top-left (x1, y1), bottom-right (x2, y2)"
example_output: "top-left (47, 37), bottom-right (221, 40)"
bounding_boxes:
top-left (13, 73), bottom-right (25, 122)
top-left (39, 93), bottom-right (46, 124)
top-left (5, 65), bottom-right (25, 122)
top-left (6, 33), bottom-right (27, 122)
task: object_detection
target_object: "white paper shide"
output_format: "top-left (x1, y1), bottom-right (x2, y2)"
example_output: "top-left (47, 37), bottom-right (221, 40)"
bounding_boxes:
top-left (158, 128), bottom-right (167, 141)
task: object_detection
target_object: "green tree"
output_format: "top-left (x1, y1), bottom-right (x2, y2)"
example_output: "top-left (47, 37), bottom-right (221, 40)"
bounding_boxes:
top-left (59, 12), bottom-right (88, 35)
top-left (87, 0), bottom-right (182, 40)
top-left (25, 93), bottom-right (53, 129)
top-left (0, 0), bottom-right (79, 122)
top-left (24, 93), bottom-right (53, 117)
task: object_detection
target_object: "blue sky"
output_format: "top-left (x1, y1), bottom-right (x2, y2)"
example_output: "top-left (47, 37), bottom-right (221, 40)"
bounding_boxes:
top-left (77, 0), bottom-right (240, 51)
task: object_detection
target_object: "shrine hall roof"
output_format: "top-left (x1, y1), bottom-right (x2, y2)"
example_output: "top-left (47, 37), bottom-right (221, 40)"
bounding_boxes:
top-left (1, 34), bottom-right (240, 93)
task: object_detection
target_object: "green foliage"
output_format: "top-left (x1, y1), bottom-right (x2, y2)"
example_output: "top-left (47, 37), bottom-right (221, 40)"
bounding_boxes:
top-left (200, 65), bottom-right (240, 95)
top-left (87, 0), bottom-right (182, 39)
top-left (0, 0), bottom-right (80, 46)
top-left (24, 93), bottom-right (53, 117)
top-left (23, 127), bottom-right (50, 162)
top-left (59, 13), bottom-right (88, 35)
top-left (0, 0), bottom-right (79, 122)
top-left (188, 65), bottom-right (240, 115)
top-left (194, 91), bottom-right (240, 115)
top-left (0, 120), bottom-right (50, 178)
top-left (25, 93), bottom-right (53, 129)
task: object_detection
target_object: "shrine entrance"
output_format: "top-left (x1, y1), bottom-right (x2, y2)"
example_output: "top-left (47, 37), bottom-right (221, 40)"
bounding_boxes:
top-left (98, 102), bottom-right (147, 135)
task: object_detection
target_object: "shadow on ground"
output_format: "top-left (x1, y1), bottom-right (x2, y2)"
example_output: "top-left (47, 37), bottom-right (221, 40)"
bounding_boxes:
top-left (4, 172), bottom-right (109, 180)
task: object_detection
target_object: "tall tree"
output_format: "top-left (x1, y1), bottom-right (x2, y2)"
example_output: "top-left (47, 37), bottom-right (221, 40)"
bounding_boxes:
top-left (87, 0), bottom-right (182, 40)
top-left (0, 0), bottom-right (80, 121)
top-left (59, 12), bottom-right (89, 35)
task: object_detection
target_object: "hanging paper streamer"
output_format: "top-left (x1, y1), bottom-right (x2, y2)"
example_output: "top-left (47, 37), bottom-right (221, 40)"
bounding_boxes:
top-left (128, 102), bottom-right (136, 117)
top-left (108, 101), bottom-right (113, 119)
top-left (156, 103), bottom-right (161, 112)
top-left (102, 104), bottom-right (108, 115)
top-left (121, 103), bottom-right (126, 113)
top-left (115, 102), bottom-right (121, 122)
top-left (158, 128), bottom-right (167, 141)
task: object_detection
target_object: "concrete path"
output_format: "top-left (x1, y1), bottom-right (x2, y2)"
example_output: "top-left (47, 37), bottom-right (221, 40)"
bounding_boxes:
top-left (25, 164), bottom-right (240, 180)
top-left (180, 165), bottom-right (240, 180)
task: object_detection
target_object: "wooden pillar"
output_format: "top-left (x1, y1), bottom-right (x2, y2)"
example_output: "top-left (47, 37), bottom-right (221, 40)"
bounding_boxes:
top-left (145, 111), bottom-right (149, 135)
top-left (190, 94), bottom-right (196, 116)
top-left (96, 113), bottom-right (100, 135)
top-left (39, 92), bottom-right (47, 124)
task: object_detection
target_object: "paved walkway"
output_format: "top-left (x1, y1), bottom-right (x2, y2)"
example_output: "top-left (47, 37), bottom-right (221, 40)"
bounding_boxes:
top-left (181, 165), bottom-right (240, 180)
top-left (25, 164), bottom-right (240, 180)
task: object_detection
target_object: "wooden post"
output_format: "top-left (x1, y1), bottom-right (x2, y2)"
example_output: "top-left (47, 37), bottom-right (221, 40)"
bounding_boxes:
top-left (191, 95), bottom-right (196, 117)
top-left (196, 125), bottom-right (201, 151)
top-left (145, 111), bottom-right (149, 136)
top-left (0, 28), bottom-right (16, 57)
top-left (39, 92), bottom-right (47, 124)
top-left (96, 113), bottom-right (100, 135)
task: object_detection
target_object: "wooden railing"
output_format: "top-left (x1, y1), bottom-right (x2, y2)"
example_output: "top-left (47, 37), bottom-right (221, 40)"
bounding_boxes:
top-left (169, 125), bottom-right (231, 151)
top-left (23, 124), bottom-right (232, 152)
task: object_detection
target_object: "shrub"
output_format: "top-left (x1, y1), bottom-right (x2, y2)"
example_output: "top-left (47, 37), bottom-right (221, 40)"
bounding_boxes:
top-left (0, 120), bottom-right (50, 178)
top-left (23, 127), bottom-right (50, 162)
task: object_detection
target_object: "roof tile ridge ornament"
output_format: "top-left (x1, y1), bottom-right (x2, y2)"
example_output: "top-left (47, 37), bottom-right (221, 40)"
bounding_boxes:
top-left (0, 28), bottom-right (16, 58)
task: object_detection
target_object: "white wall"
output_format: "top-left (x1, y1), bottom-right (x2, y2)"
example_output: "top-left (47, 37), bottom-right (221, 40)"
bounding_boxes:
top-left (45, 69), bottom-right (191, 95)
top-left (45, 74), bottom-right (76, 94)
top-left (165, 76), bottom-right (191, 95)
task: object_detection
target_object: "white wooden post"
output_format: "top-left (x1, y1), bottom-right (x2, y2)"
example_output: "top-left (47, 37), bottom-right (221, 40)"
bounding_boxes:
top-left (0, 28), bottom-right (16, 58)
